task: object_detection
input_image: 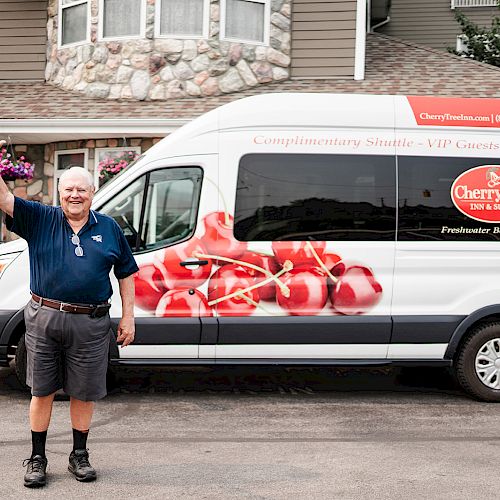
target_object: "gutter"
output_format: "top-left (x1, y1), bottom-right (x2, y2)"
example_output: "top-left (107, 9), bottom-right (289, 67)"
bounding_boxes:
top-left (0, 118), bottom-right (190, 143)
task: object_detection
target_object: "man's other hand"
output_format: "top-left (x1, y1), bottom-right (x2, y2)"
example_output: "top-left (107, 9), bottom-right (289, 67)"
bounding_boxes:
top-left (117, 317), bottom-right (135, 348)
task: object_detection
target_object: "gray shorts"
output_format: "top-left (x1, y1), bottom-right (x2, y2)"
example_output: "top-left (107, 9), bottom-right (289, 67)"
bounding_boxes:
top-left (24, 299), bottom-right (112, 401)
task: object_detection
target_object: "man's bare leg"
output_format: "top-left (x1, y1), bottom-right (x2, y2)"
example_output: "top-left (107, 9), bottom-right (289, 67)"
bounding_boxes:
top-left (30, 393), bottom-right (56, 432)
top-left (68, 397), bottom-right (97, 482)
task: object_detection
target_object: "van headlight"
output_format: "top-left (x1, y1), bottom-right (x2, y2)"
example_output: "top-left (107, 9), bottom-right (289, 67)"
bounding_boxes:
top-left (0, 252), bottom-right (21, 278)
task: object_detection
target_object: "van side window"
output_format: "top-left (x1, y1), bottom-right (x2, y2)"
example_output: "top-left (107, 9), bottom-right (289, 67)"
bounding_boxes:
top-left (234, 153), bottom-right (396, 241)
top-left (398, 156), bottom-right (500, 241)
top-left (140, 168), bottom-right (202, 251)
top-left (100, 167), bottom-right (202, 252)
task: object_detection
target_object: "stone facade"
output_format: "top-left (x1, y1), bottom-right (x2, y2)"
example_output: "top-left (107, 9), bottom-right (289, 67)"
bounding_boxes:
top-left (46, 0), bottom-right (292, 100)
top-left (0, 137), bottom-right (162, 242)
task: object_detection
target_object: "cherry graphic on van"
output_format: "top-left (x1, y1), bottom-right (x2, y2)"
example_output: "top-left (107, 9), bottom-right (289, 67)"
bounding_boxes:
top-left (134, 263), bottom-right (169, 313)
top-left (155, 289), bottom-right (213, 318)
top-left (202, 212), bottom-right (247, 261)
top-left (271, 241), bottom-right (326, 266)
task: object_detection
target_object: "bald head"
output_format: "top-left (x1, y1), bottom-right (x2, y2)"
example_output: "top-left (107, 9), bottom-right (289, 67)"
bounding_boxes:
top-left (59, 167), bottom-right (94, 192)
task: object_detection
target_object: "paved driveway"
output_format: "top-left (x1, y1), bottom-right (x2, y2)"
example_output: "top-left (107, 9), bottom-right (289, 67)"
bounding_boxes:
top-left (0, 365), bottom-right (498, 499)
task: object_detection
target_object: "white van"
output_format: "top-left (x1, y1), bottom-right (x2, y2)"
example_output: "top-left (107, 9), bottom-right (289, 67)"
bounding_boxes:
top-left (1, 93), bottom-right (500, 401)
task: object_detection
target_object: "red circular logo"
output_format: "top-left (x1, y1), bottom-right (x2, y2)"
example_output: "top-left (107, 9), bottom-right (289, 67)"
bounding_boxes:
top-left (451, 165), bottom-right (500, 223)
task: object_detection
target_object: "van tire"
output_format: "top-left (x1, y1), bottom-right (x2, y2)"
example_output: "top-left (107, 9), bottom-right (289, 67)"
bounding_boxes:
top-left (14, 334), bottom-right (29, 391)
top-left (456, 323), bottom-right (500, 402)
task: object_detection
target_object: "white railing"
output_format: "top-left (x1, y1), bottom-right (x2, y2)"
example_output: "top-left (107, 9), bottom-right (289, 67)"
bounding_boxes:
top-left (451, 0), bottom-right (498, 9)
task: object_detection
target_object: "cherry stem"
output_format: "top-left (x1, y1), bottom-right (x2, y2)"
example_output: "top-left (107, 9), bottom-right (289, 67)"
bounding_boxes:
top-left (240, 295), bottom-right (286, 316)
top-left (207, 264), bottom-right (293, 306)
top-left (305, 241), bottom-right (338, 284)
top-left (193, 252), bottom-right (292, 296)
top-left (203, 176), bottom-right (230, 227)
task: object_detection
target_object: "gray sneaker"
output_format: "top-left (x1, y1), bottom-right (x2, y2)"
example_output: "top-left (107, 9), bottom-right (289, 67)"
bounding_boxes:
top-left (68, 449), bottom-right (97, 482)
top-left (23, 455), bottom-right (47, 488)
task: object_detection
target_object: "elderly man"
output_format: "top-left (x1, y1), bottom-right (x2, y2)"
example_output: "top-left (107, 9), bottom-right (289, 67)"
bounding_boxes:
top-left (0, 167), bottom-right (138, 488)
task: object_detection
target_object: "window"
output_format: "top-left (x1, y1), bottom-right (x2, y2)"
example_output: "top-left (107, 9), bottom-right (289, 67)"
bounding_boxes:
top-left (60, 0), bottom-right (89, 47)
top-left (155, 0), bottom-right (209, 38)
top-left (99, 0), bottom-right (145, 39)
top-left (221, 0), bottom-right (269, 44)
top-left (53, 149), bottom-right (89, 205)
top-left (451, 1), bottom-right (498, 8)
top-left (95, 146), bottom-right (141, 187)
top-left (234, 154), bottom-right (396, 241)
top-left (398, 156), bottom-right (500, 241)
top-left (100, 167), bottom-right (202, 252)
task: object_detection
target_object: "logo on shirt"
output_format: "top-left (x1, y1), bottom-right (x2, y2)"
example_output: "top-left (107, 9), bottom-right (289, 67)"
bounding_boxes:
top-left (91, 235), bottom-right (103, 243)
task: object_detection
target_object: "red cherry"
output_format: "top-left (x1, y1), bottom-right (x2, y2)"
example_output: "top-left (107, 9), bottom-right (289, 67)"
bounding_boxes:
top-left (322, 253), bottom-right (342, 271)
top-left (272, 241), bottom-right (326, 266)
top-left (208, 264), bottom-right (259, 316)
top-left (330, 263), bottom-right (383, 315)
top-left (276, 266), bottom-right (328, 316)
top-left (155, 289), bottom-right (213, 317)
top-left (239, 251), bottom-right (280, 300)
top-left (134, 263), bottom-right (169, 312)
top-left (161, 237), bottom-right (212, 289)
top-left (202, 211), bottom-right (247, 262)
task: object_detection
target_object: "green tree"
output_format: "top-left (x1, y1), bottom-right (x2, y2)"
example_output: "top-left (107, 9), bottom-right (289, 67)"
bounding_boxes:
top-left (449, 2), bottom-right (500, 67)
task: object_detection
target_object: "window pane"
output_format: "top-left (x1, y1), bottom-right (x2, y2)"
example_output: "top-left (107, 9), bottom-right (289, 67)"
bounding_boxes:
top-left (62, 3), bottom-right (87, 45)
top-left (103, 0), bottom-right (141, 38)
top-left (234, 154), bottom-right (396, 241)
top-left (57, 153), bottom-right (85, 171)
top-left (226, 0), bottom-right (264, 42)
top-left (160, 0), bottom-right (204, 36)
top-left (142, 168), bottom-right (202, 250)
top-left (100, 176), bottom-right (146, 250)
top-left (398, 156), bottom-right (500, 241)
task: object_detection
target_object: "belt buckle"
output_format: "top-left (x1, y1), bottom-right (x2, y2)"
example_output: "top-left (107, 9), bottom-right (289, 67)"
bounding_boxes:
top-left (59, 302), bottom-right (66, 312)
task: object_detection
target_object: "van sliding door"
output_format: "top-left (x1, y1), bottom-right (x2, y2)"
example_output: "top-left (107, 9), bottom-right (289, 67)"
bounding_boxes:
top-left (214, 150), bottom-right (397, 361)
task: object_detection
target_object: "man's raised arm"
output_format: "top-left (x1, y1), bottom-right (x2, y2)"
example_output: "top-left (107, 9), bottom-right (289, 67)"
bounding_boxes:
top-left (0, 176), bottom-right (14, 218)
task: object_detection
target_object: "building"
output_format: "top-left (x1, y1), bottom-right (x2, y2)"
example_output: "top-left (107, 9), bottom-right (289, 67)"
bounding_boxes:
top-left (1, 0), bottom-right (500, 241)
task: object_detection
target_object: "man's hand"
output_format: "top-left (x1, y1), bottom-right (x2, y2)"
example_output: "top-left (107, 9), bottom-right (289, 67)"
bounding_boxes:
top-left (0, 168), bottom-right (15, 217)
top-left (117, 316), bottom-right (135, 348)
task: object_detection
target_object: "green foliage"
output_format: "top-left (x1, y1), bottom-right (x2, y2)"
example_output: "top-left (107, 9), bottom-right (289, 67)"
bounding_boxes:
top-left (449, 3), bottom-right (500, 67)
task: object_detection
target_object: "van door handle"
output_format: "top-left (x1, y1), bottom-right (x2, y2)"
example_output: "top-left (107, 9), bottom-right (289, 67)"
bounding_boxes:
top-left (179, 260), bottom-right (209, 267)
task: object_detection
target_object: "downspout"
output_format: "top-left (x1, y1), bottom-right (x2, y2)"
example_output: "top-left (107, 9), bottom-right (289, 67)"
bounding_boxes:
top-left (354, 0), bottom-right (367, 80)
top-left (371, 16), bottom-right (391, 31)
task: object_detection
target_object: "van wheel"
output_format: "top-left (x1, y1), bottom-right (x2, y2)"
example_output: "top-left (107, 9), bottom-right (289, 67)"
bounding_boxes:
top-left (456, 323), bottom-right (500, 402)
top-left (14, 334), bottom-right (29, 391)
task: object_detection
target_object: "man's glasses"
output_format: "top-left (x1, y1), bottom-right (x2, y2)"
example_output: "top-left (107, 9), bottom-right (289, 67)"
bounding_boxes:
top-left (71, 234), bottom-right (84, 257)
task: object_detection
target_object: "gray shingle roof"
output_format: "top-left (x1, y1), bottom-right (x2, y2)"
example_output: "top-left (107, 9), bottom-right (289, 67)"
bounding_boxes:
top-left (1, 33), bottom-right (500, 121)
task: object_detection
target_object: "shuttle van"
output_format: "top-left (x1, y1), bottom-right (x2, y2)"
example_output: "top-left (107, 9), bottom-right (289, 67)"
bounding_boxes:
top-left (2, 93), bottom-right (500, 401)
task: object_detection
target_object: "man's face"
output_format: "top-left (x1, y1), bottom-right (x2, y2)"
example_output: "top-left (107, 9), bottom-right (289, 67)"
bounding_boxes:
top-left (59, 175), bottom-right (94, 220)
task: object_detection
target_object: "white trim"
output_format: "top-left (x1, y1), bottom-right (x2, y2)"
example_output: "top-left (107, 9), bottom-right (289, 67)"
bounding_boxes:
top-left (216, 344), bottom-right (389, 359)
top-left (154, 0), bottom-right (210, 39)
top-left (451, 0), bottom-right (498, 8)
top-left (387, 344), bottom-right (448, 360)
top-left (94, 145), bottom-right (141, 188)
top-left (354, 0), bottom-right (366, 80)
top-left (220, 0), bottom-right (270, 46)
top-left (119, 345), bottom-right (199, 358)
top-left (53, 148), bottom-right (89, 205)
top-left (58, 0), bottom-right (91, 49)
top-left (98, 0), bottom-right (147, 41)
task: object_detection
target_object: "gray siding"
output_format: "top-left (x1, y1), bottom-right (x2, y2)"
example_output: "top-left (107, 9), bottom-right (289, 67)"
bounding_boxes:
top-left (379, 0), bottom-right (499, 50)
top-left (291, 0), bottom-right (357, 78)
top-left (0, 0), bottom-right (47, 80)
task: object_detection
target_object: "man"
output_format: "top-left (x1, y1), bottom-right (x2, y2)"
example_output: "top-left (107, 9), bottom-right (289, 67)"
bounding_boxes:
top-left (0, 167), bottom-right (138, 488)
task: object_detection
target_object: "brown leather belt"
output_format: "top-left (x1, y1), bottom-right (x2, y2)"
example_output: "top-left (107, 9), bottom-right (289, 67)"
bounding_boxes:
top-left (31, 293), bottom-right (110, 317)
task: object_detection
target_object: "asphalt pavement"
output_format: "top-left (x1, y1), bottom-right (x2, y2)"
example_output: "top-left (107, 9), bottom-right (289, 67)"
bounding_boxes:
top-left (0, 364), bottom-right (498, 499)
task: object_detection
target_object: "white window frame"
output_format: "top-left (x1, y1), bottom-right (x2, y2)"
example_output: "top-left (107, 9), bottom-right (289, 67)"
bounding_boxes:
top-left (58, 0), bottom-right (91, 49)
top-left (220, 0), bottom-right (270, 46)
top-left (53, 149), bottom-right (90, 206)
top-left (154, 0), bottom-right (210, 40)
top-left (451, 0), bottom-right (498, 8)
top-left (98, 0), bottom-right (147, 41)
top-left (95, 146), bottom-right (141, 188)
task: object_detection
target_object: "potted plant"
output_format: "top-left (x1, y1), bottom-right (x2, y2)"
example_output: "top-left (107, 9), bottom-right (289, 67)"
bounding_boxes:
top-left (0, 140), bottom-right (35, 182)
top-left (98, 150), bottom-right (140, 185)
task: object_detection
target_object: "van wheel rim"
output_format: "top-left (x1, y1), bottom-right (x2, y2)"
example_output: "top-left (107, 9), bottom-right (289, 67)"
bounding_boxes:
top-left (475, 338), bottom-right (500, 389)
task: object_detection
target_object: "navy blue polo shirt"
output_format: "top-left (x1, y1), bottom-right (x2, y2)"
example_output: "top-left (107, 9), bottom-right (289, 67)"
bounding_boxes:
top-left (6, 197), bottom-right (139, 304)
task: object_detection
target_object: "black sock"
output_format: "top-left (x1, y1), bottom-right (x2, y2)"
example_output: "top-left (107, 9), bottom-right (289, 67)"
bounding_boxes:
top-left (31, 430), bottom-right (47, 458)
top-left (72, 428), bottom-right (89, 451)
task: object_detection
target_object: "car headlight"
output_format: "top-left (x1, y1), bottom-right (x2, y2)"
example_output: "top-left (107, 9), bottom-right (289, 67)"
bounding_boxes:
top-left (0, 252), bottom-right (21, 278)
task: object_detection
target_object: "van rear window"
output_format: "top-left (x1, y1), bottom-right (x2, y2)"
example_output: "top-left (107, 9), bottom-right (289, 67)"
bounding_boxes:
top-left (234, 153), bottom-right (396, 241)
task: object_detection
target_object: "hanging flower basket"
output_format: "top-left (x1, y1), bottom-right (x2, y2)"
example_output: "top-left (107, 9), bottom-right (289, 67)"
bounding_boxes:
top-left (98, 150), bottom-right (140, 184)
top-left (0, 140), bottom-right (35, 182)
